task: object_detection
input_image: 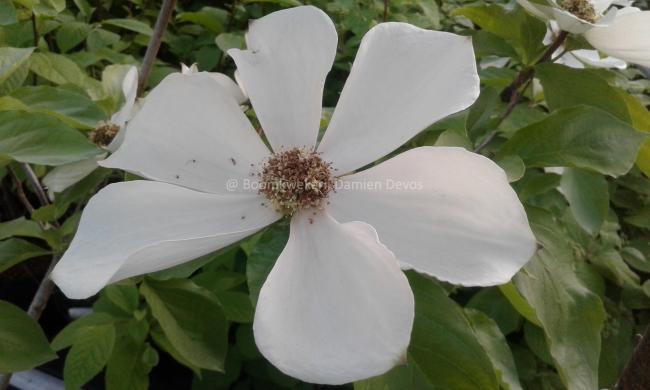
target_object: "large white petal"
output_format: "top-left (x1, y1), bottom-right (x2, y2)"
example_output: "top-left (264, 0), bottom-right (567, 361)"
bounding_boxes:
top-left (180, 63), bottom-right (248, 104)
top-left (584, 9), bottom-right (650, 67)
top-left (51, 181), bottom-right (280, 299)
top-left (317, 24), bottom-right (479, 175)
top-left (101, 72), bottom-right (270, 194)
top-left (328, 147), bottom-right (537, 286)
top-left (254, 211), bottom-right (413, 385)
top-left (228, 6), bottom-right (337, 151)
top-left (42, 154), bottom-right (105, 198)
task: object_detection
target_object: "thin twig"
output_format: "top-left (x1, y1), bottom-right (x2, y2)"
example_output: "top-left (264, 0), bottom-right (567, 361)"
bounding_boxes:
top-left (216, 0), bottom-right (238, 71)
top-left (20, 162), bottom-right (49, 207)
top-left (8, 166), bottom-right (36, 215)
top-left (383, 0), bottom-right (389, 22)
top-left (617, 324), bottom-right (650, 389)
top-left (138, 0), bottom-right (177, 95)
top-left (474, 31), bottom-right (569, 153)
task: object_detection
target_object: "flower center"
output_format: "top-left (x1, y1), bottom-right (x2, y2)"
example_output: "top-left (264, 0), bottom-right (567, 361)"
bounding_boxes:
top-left (560, 0), bottom-right (596, 22)
top-left (90, 123), bottom-right (120, 147)
top-left (259, 148), bottom-right (334, 216)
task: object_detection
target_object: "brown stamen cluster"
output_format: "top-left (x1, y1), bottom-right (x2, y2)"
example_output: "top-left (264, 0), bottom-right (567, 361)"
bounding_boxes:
top-left (89, 123), bottom-right (120, 147)
top-left (560, 0), bottom-right (596, 22)
top-left (259, 148), bottom-right (334, 215)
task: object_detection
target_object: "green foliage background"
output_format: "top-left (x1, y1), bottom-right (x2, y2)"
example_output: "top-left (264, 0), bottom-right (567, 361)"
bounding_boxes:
top-left (0, 0), bottom-right (649, 388)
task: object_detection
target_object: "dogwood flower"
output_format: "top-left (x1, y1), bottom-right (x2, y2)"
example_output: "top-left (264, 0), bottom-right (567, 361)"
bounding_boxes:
top-left (517, 0), bottom-right (650, 66)
top-left (544, 21), bottom-right (626, 69)
top-left (51, 6), bottom-right (536, 385)
top-left (42, 66), bottom-right (138, 198)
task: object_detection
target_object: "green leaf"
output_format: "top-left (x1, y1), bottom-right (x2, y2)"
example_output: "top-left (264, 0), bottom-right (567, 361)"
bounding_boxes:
top-left (64, 324), bottom-right (116, 390)
top-left (0, 111), bottom-right (99, 165)
top-left (465, 309), bottom-right (523, 390)
top-left (0, 0), bottom-right (17, 26)
top-left (590, 247), bottom-right (640, 289)
top-left (453, 4), bottom-right (545, 64)
top-left (215, 32), bottom-right (245, 52)
top-left (140, 278), bottom-right (228, 372)
top-left (246, 222), bottom-right (288, 306)
top-left (513, 212), bottom-right (606, 390)
top-left (102, 19), bottom-right (153, 36)
top-left (0, 47), bottom-right (33, 94)
top-left (406, 272), bottom-right (499, 389)
top-left (177, 7), bottom-right (227, 33)
top-left (216, 291), bottom-right (254, 323)
top-left (598, 301), bottom-right (635, 388)
top-left (537, 64), bottom-right (631, 122)
top-left (0, 217), bottom-right (44, 240)
top-left (51, 313), bottom-right (115, 351)
top-left (56, 21), bottom-right (91, 52)
top-left (0, 300), bottom-right (56, 373)
top-left (29, 52), bottom-right (86, 86)
top-left (467, 287), bottom-right (522, 335)
top-left (150, 325), bottom-right (201, 376)
top-left (0, 238), bottom-right (49, 273)
top-left (500, 106), bottom-right (645, 177)
top-left (105, 320), bottom-right (152, 390)
top-left (560, 168), bottom-right (609, 235)
top-left (496, 155), bottom-right (526, 183)
top-left (11, 86), bottom-right (106, 129)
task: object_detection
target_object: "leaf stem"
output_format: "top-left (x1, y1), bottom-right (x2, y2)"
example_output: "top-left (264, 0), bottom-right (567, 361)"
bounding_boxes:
top-left (138, 0), bottom-right (177, 96)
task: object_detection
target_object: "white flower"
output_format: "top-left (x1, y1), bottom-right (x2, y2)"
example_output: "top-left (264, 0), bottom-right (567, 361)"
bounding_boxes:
top-left (42, 66), bottom-right (139, 198)
top-left (51, 6), bottom-right (536, 385)
top-left (544, 21), bottom-right (627, 69)
top-left (517, 0), bottom-right (650, 67)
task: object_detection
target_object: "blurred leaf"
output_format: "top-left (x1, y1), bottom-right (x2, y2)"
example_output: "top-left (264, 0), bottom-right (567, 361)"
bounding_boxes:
top-left (56, 22), bottom-right (91, 53)
top-left (560, 168), bottom-right (609, 235)
top-left (0, 0), bottom-right (17, 26)
top-left (141, 278), bottom-right (228, 372)
top-left (10, 86), bottom-right (106, 129)
top-left (0, 217), bottom-right (43, 240)
top-left (64, 324), bottom-right (115, 390)
top-left (500, 106), bottom-right (645, 177)
top-left (150, 325), bottom-right (201, 376)
top-left (496, 155), bottom-right (526, 183)
top-left (215, 32), bottom-right (244, 52)
top-left (466, 308), bottom-right (522, 390)
top-left (0, 111), bottom-right (99, 165)
top-left (0, 47), bottom-right (33, 94)
top-left (177, 7), bottom-right (227, 33)
top-left (0, 238), bottom-right (49, 273)
top-left (216, 291), bottom-right (254, 323)
top-left (103, 19), bottom-right (153, 36)
top-left (0, 300), bottom-right (56, 373)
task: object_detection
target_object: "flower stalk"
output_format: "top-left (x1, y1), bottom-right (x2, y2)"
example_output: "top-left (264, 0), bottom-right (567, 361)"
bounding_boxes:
top-left (138, 0), bottom-right (177, 96)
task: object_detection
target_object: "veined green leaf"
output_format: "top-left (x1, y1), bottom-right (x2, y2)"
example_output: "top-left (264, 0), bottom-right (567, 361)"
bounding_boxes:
top-left (63, 324), bottom-right (116, 390)
top-left (0, 238), bottom-right (50, 273)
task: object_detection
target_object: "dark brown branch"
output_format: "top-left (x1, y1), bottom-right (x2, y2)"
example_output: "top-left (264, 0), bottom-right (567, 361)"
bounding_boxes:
top-left (474, 31), bottom-right (569, 153)
top-left (617, 324), bottom-right (650, 389)
top-left (138, 0), bottom-right (177, 95)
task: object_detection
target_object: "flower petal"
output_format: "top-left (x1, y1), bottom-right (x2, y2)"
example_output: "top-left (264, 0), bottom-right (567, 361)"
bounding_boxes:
top-left (228, 6), bottom-right (336, 151)
top-left (570, 49), bottom-right (627, 69)
top-left (42, 154), bottom-right (105, 198)
top-left (101, 72), bottom-right (270, 194)
top-left (584, 9), bottom-right (650, 67)
top-left (180, 63), bottom-right (248, 104)
top-left (328, 147), bottom-right (537, 286)
top-left (254, 211), bottom-right (413, 385)
top-left (51, 181), bottom-right (280, 299)
top-left (109, 66), bottom-right (138, 128)
top-left (317, 24), bottom-right (479, 175)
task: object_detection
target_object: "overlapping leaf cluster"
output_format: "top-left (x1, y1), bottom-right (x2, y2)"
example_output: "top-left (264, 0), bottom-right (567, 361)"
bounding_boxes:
top-left (0, 0), bottom-right (649, 388)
